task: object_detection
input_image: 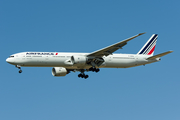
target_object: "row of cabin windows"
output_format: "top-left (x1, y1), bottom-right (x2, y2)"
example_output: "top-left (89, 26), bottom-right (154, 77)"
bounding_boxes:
top-left (25, 56), bottom-right (71, 58)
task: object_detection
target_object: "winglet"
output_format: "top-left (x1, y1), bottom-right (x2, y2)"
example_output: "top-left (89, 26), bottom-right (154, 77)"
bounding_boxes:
top-left (146, 51), bottom-right (173, 60)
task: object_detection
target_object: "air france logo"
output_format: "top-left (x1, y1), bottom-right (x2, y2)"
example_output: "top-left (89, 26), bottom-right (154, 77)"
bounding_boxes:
top-left (26, 52), bottom-right (57, 55)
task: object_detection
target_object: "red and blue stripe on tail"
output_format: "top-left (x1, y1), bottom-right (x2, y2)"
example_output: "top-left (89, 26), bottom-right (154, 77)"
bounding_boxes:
top-left (137, 34), bottom-right (158, 55)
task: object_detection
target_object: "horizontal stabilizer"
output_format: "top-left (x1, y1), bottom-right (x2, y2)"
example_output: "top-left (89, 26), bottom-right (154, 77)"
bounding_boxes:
top-left (146, 51), bottom-right (173, 60)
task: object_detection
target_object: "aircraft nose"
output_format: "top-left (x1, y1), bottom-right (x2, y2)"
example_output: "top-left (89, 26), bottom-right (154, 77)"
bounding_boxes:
top-left (6, 58), bottom-right (10, 63)
top-left (6, 58), bottom-right (14, 64)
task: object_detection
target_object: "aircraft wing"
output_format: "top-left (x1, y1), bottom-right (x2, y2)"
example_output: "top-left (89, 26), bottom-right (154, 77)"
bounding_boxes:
top-left (146, 51), bottom-right (173, 60)
top-left (87, 33), bottom-right (145, 57)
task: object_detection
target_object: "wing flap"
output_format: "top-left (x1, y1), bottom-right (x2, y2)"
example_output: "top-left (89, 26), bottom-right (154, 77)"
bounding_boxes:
top-left (87, 32), bottom-right (145, 57)
top-left (146, 51), bottom-right (173, 60)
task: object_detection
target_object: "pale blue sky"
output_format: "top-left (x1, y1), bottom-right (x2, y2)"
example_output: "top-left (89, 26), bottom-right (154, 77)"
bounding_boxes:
top-left (0, 0), bottom-right (179, 120)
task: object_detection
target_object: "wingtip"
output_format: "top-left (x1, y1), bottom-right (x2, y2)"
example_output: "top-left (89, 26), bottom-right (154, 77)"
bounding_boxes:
top-left (139, 32), bottom-right (146, 35)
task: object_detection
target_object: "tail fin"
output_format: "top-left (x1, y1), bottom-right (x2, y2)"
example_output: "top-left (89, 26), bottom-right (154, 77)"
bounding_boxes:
top-left (137, 34), bottom-right (158, 55)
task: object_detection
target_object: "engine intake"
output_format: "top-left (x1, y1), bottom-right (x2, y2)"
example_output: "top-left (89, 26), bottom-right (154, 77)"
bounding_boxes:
top-left (52, 67), bottom-right (67, 77)
top-left (71, 56), bottom-right (87, 66)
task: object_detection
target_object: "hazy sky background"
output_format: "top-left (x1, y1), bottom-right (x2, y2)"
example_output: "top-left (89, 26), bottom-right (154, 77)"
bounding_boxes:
top-left (0, 0), bottom-right (179, 120)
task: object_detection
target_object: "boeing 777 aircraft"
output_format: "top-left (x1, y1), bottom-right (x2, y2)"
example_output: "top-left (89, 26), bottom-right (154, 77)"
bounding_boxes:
top-left (6, 33), bottom-right (173, 79)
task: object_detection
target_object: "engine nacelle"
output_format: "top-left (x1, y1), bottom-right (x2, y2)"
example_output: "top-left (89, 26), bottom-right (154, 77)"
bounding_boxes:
top-left (52, 67), bottom-right (67, 77)
top-left (71, 56), bottom-right (87, 66)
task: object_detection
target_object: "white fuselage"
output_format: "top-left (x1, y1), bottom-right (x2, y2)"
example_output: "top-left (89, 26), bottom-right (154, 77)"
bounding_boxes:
top-left (5, 34), bottom-right (172, 78)
top-left (6, 52), bottom-right (159, 69)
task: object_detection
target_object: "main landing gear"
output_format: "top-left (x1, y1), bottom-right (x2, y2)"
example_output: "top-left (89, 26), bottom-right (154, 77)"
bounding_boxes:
top-left (78, 73), bottom-right (89, 79)
top-left (78, 67), bottom-right (100, 79)
top-left (89, 67), bottom-right (100, 73)
top-left (16, 65), bottom-right (22, 73)
top-left (78, 69), bottom-right (89, 79)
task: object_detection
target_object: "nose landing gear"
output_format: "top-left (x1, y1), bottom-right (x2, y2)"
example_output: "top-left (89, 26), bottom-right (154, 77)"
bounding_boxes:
top-left (19, 69), bottom-right (22, 73)
top-left (15, 65), bottom-right (22, 73)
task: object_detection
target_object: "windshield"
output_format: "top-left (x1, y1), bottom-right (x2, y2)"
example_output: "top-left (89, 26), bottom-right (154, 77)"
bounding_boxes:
top-left (9, 56), bottom-right (14, 58)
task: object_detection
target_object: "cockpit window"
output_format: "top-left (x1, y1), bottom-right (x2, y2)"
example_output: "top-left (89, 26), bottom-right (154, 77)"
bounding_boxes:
top-left (9, 56), bottom-right (14, 58)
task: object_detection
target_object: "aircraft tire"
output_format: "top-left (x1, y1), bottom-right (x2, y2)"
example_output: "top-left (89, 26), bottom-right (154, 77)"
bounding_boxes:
top-left (85, 75), bottom-right (89, 79)
top-left (19, 70), bottom-right (22, 73)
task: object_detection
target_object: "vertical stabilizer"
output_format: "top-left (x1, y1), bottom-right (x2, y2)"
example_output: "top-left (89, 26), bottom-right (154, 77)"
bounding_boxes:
top-left (137, 34), bottom-right (158, 55)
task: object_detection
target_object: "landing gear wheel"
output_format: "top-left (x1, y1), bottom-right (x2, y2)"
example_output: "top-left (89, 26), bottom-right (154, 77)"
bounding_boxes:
top-left (84, 75), bottom-right (89, 79)
top-left (78, 73), bottom-right (89, 79)
top-left (78, 74), bottom-right (83, 78)
top-left (89, 67), bottom-right (100, 73)
top-left (78, 74), bottom-right (81, 78)
top-left (95, 68), bottom-right (100, 73)
top-left (89, 67), bottom-right (93, 71)
top-left (19, 70), bottom-right (22, 73)
top-left (16, 65), bottom-right (22, 73)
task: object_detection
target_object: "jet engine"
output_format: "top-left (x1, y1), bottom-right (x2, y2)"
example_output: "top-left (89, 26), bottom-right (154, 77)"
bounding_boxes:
top-left (52, 67), bottom-right (68, 77)
top-left (71, 56), bottom-right (87, 66)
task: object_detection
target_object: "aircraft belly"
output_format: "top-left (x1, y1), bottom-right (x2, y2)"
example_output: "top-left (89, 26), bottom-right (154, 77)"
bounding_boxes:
top-left (104, 59), bottom-right (137, 68)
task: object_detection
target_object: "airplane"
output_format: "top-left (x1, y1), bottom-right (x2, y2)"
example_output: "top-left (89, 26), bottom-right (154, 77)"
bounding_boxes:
top-left (6, 33), bottom-right (173, 79)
